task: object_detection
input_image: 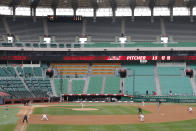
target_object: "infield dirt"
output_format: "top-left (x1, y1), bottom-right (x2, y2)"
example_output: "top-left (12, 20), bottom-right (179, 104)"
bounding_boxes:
top-left (24, 104), bottom-right (196, 125)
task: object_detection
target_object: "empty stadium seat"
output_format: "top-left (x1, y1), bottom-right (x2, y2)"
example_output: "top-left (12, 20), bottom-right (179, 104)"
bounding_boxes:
top-left (168, 42), bottom-right (196, 47)
top-left (52, 63), bottom-right (89, 76)
top-left (72, 80), bottom-right (85, 94)
top-left (33, 67), bottom-right (42, 76)
top-left (125, 42), bottom-right (164, 47)
top-left (134, 76), bottom-right (156, 95)
top-left (160, 76), bottom-right (193, 96)
top-left (1, 43), bottom-right (13, 47)
top-left (17, 66), bottom-right (24, 77)
top-left (104, 76), bottom-right (120, 94)
top-left (158, 67), bottom-right (184, 76)
top-left (25, 43), bottom-right (31, 47)
top-left (84, 42), bottom-right (121, 48)
top-left (126, 65), bottom-right (154, 76)
top-left (87, 77), bottom-right (103, 94)
top-left (91, 63), bottom-right (121, 75)
top-left (54, 78), bottom-right (68, 95)
top-left (33, 43), bottom-right (39, 48)
top-left (40, 43), bottom-right (47, 48)
top-left (59, 43), bottom-right (65, 48)
top-left (50, 43), bottom-right (57, 48)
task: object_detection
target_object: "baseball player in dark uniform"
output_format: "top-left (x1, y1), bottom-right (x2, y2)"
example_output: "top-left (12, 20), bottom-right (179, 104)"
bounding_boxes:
top-left (138, 107), bottom-right (143, 114)
top-left (23, 114), bottom-right (28, 123)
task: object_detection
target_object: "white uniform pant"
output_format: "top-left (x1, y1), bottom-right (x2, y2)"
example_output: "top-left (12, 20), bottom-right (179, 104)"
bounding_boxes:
top-left (140, 115), bottom-right (144, 122)
top-left (41, 115), bottom-right (48, 120)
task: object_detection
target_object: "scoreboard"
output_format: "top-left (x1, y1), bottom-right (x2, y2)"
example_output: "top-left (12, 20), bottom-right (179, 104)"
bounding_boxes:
top-left (1, 55), bottom-right (196, 61)
top-left (47, 15), bottom-right (83, 23)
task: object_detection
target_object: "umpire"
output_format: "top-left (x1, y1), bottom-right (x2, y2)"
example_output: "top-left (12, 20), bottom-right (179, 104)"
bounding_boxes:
top-left (138, 107), bottom-right (142, 114)
top-left (23, 114), bottom-right (28, 123)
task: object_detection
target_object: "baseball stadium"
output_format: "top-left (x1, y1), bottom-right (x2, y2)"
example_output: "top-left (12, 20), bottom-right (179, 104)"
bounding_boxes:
top-left (1, 0), bottom-right (196, 131)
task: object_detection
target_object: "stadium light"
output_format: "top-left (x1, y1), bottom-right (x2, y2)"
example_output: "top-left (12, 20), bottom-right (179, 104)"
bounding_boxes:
top-left (43, 37), bottom-right (51, 44)
top-left (119, 36), bottom-right (127, 44)
top-left (7, 36), bottom-right (14, 43)
top-left (79, 37), bottom-right (87, 44)
top-left (161, 35), bottom-right (168, 44)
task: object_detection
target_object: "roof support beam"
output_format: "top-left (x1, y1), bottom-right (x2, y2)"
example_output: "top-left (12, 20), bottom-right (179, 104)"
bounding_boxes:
top-left (129, 0), bottom-right (136, 22)
top-left (30, 0), bottom-right (40, 22)
top-left (190, 7), bottom-right (194, 23)
top-left (112, 8), bottom-right (116, 22)
top-left (71, 0), bottom-right (78, 16)
top-left (32, 8), bottom-right (36, 22)
top-left (168, 0), bottom-right (175, 22)
top-left (110, 0), bottom-right (117, 22)
top-left (91, 0), bottom-right (98, 22)
top-left (9, 0), bottom-right (20, 21)
top-left (51, 0), bottom-right (59, 18)
top-left (149, 0), bottom-right (156, 23)
top-left (13, 6), bottom-right (16, 21)
top-left (30, 0), bottom-right (40, 8)
top-left (186, 0), bottom-right (196, 22)
top-left (169, 7), bottom-right (173, 22)
top-left (93, 8), bottom-right (97, 22)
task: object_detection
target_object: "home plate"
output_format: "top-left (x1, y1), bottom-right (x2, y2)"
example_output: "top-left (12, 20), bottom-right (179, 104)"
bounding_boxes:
top-left (72, 108), bottom-right (99, 111)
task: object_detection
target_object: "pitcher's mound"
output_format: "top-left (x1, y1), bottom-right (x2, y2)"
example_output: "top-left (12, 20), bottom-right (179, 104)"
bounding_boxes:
top-left (72, 108), bottom-right (99, 111)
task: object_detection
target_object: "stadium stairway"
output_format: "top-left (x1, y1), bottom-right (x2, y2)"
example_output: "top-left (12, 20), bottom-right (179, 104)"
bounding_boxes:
top-left (160, 17), bottom-right (166, 36)
top-left (101, 77), bottom-right (106, 94)
top-left (14, 66), bottom-right (20, 77)
top-left (67, 78), bottom-right (72, 94)
top-left (83, 77), bottom-right (90, 94)
top-left (54, 78), bottom-right (68, 95)
top-left (190, 77), bottom-right (196, 96)
top-left (14, 67), bottom-right (35, 97)
top-left (82, 18), bottom-right (87, 37)
top-left (50, 78), bottom-right (57, 96)
top-left (154, 65), bottom-right (162, 95)
top-left (160, 17), bottom-right (167, 47)
top-left (43, 18), bottom-right (48, 36)
top-left (187, 65), bottom-right (196, 95)
top-left (1, 16), bottom-right (10, 34)
top-left (120, 78), bottom-right (124, 94)
top-left (20, 77), bottom-right (35, 97)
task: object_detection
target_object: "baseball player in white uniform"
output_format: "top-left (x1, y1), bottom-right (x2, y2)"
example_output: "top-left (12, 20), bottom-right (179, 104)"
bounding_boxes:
top-left (41, 114), bottom-right (48, 120)
top-left (188, 106), bottom-right (193, 113)
top-left (142, 101), bottom-right (145, 107)
top-left (81, 102), bottom-right (84, 109)
top-left (139, 114), bottom-right (144, 122)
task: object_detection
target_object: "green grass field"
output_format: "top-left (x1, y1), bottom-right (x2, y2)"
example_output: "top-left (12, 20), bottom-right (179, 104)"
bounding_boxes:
top-left (27, 119), bottom-right (196, 131)
top-left (0, 106), bottom-right (21, 131)
top-left (1, 103), bottom-right (196, 131)
top-left (33, 105), bottom-right (151, 115)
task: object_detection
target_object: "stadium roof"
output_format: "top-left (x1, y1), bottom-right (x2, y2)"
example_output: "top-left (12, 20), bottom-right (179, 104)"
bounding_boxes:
top-left (0, 0), bottom-right (195, 8)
